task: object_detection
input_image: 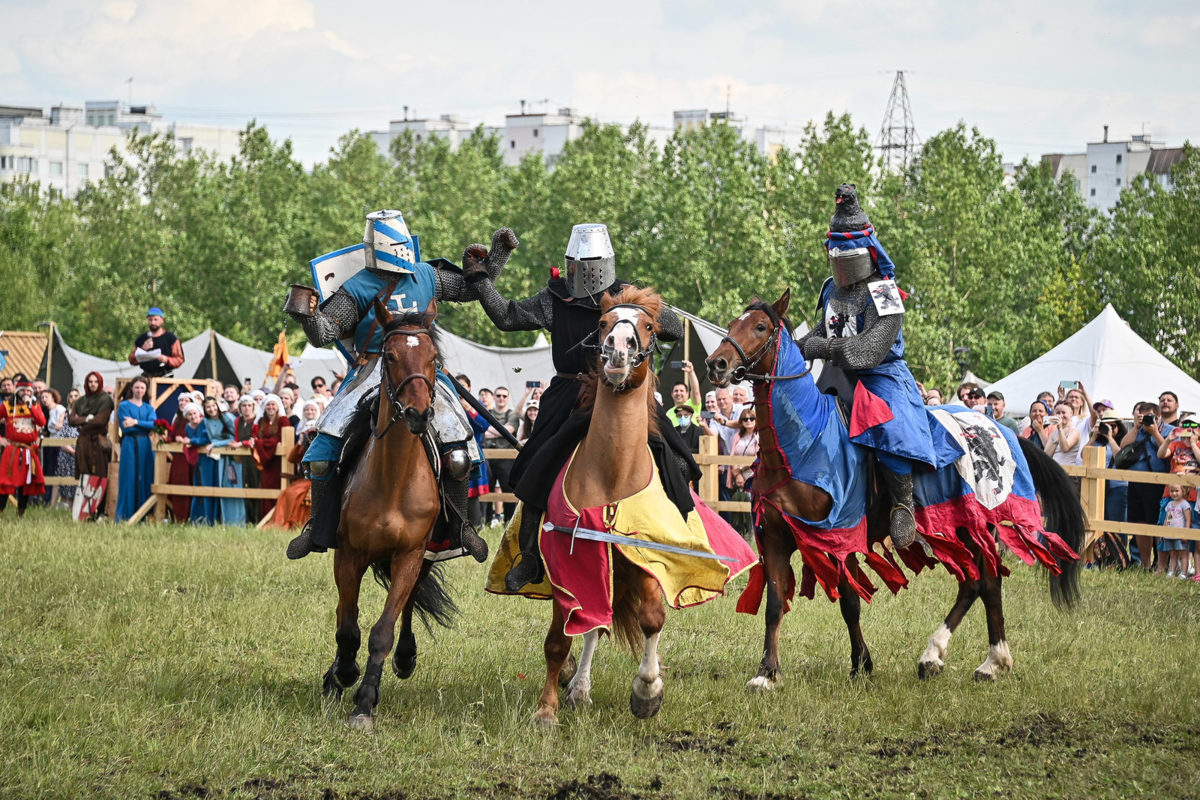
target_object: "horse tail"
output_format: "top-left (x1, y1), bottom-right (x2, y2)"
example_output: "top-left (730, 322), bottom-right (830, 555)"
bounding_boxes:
top-left (610, 574), bottom-right (645, 657)
top-left (369, 560), bottom-right (459, 632)
top-left (1016, 436), bottom-right (1083, 610)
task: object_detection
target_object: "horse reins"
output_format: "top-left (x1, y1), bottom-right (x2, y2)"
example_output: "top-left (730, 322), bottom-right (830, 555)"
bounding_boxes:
top-left (374, 324), bottom-right (436, 440)
top-left (720, 313), bottom-right (812, 383)
top-left (598, 302), bottom-right (660, 369)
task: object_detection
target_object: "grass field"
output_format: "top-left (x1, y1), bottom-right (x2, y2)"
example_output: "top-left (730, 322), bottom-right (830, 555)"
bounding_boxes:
top-left (2, 508), bottom-right (1198, 800)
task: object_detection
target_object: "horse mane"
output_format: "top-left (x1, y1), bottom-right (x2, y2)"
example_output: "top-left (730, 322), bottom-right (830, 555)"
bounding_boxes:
top-left (746, 298), bottom-right (795, 337)
top-left (576, 285), bottom-right (663, 426)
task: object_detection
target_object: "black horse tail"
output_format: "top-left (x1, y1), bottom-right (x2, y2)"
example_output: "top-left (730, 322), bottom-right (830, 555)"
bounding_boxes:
top-left (1016, 436), bottom-right (1083, 610)
top-left (369, 560), bottom-right (459, 633)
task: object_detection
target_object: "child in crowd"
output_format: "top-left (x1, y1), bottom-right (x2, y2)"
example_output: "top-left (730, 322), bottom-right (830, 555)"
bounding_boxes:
top-left (1160, 484), bottom-right (1190, 578)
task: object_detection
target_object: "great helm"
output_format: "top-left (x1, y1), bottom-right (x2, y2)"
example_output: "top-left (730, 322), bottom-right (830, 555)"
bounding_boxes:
top-left (828, 246), bottom-right (874, 289)
top-left (363, 210), bottom-right (418, 274)
top-left (564, 223), bottom-right (616, 298)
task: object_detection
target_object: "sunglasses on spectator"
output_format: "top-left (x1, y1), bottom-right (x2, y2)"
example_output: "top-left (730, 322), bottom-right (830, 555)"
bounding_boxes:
top-left (495, 393), bottom-right (508, 398)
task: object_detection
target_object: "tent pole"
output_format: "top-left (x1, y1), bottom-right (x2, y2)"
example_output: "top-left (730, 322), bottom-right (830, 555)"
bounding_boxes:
top-left (684, 319), bottom-right (691, 365)
top-left (45, 321), bottom-right (54, 390)
top-left (208, 330), bottom-right (217, 380)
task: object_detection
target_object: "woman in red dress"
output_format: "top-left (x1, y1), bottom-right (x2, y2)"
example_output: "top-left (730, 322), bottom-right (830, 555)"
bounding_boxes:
top-left (0, 380), bottom-right (47, 517)
top-left (253, 394), bottom-right (291, 518)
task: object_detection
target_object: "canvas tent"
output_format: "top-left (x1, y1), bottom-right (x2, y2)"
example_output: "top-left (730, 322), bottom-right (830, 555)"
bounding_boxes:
top-left (986, 304), bottom-right (1200, 417)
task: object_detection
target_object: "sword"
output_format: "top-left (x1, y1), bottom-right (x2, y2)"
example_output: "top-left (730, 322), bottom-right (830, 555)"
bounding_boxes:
top-left (541, 522), bottom-right (736, 562)
top-left (447, 372), bottom-right (523, 450)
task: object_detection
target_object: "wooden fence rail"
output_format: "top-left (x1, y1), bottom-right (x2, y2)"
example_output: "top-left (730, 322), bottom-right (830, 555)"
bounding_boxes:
top-left (34, 432), bottom-right (1195, 553)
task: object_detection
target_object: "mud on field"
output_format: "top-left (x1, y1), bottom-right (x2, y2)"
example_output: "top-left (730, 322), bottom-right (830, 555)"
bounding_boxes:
top-left (148, 714), bottom-right (1200, 800)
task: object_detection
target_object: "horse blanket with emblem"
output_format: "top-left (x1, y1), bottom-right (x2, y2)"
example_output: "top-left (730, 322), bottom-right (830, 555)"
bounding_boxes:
top-left (485, 446), bottom-right (757, 636)
top-left (737, 331), bottom-right (1078, 612)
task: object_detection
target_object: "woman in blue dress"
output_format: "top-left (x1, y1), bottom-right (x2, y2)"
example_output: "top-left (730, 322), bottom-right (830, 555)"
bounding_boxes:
top-left (185, 398), bottom-right (232, 524)
top-left (115, 376), bottom-right (158, 521)
top-left (217, 400), bottom-right (246, 526)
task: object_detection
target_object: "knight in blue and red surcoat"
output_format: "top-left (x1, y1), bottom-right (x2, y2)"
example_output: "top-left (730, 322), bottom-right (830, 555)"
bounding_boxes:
top-left (796, 184), bottom-right (963, 548)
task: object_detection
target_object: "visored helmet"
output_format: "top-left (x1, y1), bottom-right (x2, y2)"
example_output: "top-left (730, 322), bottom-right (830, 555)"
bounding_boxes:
top-left (363, 209), bottom-right (417, 274)
top-left (564, 223), bottom-right (616, 298)
top-left (828, 246), bottom-right (874, 289)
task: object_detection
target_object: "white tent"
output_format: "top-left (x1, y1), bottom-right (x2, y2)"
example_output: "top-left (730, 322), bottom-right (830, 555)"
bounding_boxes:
top-left (436, 327), bottom-right (554, 393)
top-left (986, 304), bottom-right (1200, 417)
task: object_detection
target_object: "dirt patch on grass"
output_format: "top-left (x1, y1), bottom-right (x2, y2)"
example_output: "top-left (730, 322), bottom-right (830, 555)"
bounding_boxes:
top-left (547, 772), bottom-right (630, 800)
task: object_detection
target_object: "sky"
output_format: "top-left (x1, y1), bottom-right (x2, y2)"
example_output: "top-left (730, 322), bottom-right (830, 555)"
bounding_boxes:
top-left (3, 0), bottom-right (1198, 168)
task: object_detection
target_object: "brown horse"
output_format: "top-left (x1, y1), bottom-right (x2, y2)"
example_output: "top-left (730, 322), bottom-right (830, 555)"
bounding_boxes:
top-left (321, 298), bottom-right (455, 732)
top-left (706, 289), bottom-right (1082, 690)
top-left (533, 287), bottom-right (672, 727)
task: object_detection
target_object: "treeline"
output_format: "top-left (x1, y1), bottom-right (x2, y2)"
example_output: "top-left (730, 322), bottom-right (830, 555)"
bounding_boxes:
top-left (2, 114), bottom-right (1196, 389)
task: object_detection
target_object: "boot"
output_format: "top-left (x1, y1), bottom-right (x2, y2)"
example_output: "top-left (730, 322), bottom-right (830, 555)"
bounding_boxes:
top-left (880, 467), bottom-right (917, 549)
top-left (445, 475), bottom-right (488, 563)
top-left (286, 478), bottom-right (329, 560)
top-left (504, 506), bottom-right (546, 591)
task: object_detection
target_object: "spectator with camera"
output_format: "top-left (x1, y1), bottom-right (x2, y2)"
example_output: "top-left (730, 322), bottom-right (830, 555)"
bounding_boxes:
top-left (986, 391), bottom-right (1020, 434)
top-left (1043, 401), bottom-right (1083, 467)
top-left (1087, 410), bottom-right (1130, 563)
top-left (1022, 400), bottom-right (1052, 449)
top-left (1119, 401), bottom-right (1174, 569)
top-left (666, 361), bottom-right (701, 426)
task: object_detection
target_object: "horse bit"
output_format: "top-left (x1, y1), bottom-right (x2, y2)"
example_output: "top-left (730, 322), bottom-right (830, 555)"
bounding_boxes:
top-left (719, 313), bottom-right (811, 383)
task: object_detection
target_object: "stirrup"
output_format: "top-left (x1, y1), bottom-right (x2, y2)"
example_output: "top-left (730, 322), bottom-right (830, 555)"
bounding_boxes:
top-left (286, 523), bottom-right (327, 560)
top-left (889, 503), bottom-right (917, 549)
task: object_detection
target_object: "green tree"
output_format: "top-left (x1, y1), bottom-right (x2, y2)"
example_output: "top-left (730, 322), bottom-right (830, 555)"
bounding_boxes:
top-left (1095, 144), bottom-right (1200, 373)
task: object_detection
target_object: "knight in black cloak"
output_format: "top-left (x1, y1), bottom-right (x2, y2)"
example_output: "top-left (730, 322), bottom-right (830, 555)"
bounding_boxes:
top-left (464, 223), bottom-right (700, 590)
top-left (796, 184), bottom-right (963, 548)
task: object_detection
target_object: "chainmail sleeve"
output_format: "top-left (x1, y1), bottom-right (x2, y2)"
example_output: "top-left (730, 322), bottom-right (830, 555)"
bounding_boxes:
top-left (794, 316), bottom-right (827, 354)
top-left (433, 264), bottom-right (476, 303)
top-left (827, 304), bottom-right (903, 371)
top-left (289, 288), bottom-right (360, 348)
top-left (475, 279), bottom-right (554, 332)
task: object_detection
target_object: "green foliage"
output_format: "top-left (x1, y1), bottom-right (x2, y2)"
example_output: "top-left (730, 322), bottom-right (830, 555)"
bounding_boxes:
top-left (2, 116), bottom-right (1194, 388)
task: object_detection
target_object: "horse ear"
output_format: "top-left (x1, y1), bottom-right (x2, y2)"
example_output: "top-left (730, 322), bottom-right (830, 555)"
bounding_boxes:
top-left (423, 297), bottom-right (437, 328)
top-left (373, 296), bottom-right (394, 327)
top-left (775, 288), bottom-right (791, 317)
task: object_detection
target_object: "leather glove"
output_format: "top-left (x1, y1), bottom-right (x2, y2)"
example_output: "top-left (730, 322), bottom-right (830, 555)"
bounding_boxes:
top-left (462, 244), bottom-right (490, 283)
top-left (801, 336), bottom-right (830, 361)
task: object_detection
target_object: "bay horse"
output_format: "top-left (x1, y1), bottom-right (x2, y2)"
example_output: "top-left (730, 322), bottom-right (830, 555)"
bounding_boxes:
top-left (531, 286), bottom-right (754, 726)
top-left (706, 289), bottom-right (1082, 689)
top-left (321, 298), bottom-right (456, 732)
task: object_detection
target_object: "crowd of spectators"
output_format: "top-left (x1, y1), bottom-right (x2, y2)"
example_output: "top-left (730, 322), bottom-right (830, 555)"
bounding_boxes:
top-left (917, 379), bottom-right (1199, 579)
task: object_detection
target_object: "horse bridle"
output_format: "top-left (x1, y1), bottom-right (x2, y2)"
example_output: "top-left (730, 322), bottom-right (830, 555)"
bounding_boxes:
top-left (596, 303), bottom-right (660, 370)
top-left (720, 309), bottom-right (811, 383)
top-left (374, 325), bottom-right (437, 440)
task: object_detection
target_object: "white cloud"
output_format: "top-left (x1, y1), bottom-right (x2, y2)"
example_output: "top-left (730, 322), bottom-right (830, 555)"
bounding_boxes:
top-left (101, 0), bottom-right (137, 23)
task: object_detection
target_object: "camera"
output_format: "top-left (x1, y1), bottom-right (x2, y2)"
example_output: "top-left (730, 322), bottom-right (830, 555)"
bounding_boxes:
top-left (1045, 416), bottom-right (1058, 425)
top-left (526, 380), bottom-right (540, 389)
top-left (700, 410), bottom-right (715, 420)
top-left (670, 360), bottom-right (685, 369)
top-left (1142, 414), bottom-right (1156, 427)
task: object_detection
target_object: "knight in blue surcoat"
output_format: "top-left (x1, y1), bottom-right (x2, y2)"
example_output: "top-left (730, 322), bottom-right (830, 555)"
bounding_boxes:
top-left (283, 209), bottom-right (518, 562)
top-left (796, 184), bottom-right (963, 548)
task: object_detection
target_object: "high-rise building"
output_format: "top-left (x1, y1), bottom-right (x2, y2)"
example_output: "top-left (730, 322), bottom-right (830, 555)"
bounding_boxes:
top-left (1041, 127), bottom-right (1184, 212)
top-left (0, 100), bottom-right (243, 196)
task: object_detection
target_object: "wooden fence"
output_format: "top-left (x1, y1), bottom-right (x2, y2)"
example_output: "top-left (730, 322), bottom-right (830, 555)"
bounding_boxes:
top-left (35, 431), bottom-right (1198, 553)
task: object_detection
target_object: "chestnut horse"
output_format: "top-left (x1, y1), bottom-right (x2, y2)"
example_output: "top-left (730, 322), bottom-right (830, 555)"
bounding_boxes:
top-left (706, 289), bottom-right (1082, 689)
top-left (532, 287), bottom-right (671, 726)
top-left (321, 298), bottom-right (455, 732)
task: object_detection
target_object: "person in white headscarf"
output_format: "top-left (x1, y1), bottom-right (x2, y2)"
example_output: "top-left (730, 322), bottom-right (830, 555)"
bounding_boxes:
top-left (293, 399), bottom-right (322, 437)
top-left (253, 393), bottom-right (292, 519)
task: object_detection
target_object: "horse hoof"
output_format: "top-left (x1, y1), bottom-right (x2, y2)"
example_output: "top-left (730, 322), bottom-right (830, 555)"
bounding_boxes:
top-left (393, 654), bottom-right (416, 680)
top-left (322, 681), bottom-right (343, 700)
top-left (745, 675), bottom-right (778, 692)
top-left (630, 689), bottom-right (663, 719)
top-left (973, 668), bottom-right (999, 683)
top-left (563, 690), bottom-right (592, 710)
top-left (918, 660), bottom-right (943, 680)
top-left (558, 653), bottom-right (578, 688)
top-left (348, 713), bottom-right (374, 732)
top-left (531, 708), bottom-right (558, 729)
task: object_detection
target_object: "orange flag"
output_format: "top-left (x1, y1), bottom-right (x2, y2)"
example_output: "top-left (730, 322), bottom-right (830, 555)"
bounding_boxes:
top-left (266, 330), bottom-right (289, 382)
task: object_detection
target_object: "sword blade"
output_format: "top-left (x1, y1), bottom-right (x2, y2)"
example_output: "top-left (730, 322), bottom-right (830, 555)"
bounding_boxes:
top-left (541, 522), bottom-right (735, 562)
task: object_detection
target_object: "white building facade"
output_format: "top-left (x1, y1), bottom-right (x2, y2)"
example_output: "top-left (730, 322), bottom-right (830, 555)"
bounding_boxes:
top-left (1042, 128), bottom-right (1183, 211)
top-left (0, 100), bottom-right (243, 196)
